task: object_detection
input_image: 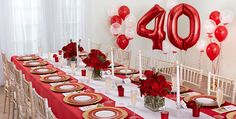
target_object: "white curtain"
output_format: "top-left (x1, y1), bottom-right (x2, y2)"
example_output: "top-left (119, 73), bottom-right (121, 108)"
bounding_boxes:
top-left (0, 0), bottom-right (88, 85)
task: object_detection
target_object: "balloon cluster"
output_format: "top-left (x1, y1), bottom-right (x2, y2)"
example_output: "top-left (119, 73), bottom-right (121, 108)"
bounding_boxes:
top-left (108, 5), bottom-right (136, 50)
top-left (204, 10), bottom-right (234, 61)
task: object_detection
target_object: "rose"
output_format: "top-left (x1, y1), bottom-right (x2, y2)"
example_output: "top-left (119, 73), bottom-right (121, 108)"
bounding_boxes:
top-left (79, 47), bottom-right (84, 52)
top-left (144, 70), bottom-right (154, 77)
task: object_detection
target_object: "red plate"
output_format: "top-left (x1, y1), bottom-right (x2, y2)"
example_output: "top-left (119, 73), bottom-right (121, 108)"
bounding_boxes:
top-left (83, 107), bottom-right (128, 119)
top-left (16, 55), bottom-right (39, 61)
top-left (41, 74), bottom-right (70, 83)
top-left (50, 83), bottom-right (84, 93)
top-left (115, 68), bottom-right (139, 75)
top-left (30, 67), bottom-right (57, 75)
top-left (64, 93), bottom-right (102, 106)
top-left (23, 61), bottom-right (47, 67)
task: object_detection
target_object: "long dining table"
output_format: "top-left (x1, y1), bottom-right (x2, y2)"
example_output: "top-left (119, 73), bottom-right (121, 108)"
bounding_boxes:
top-left (11, 54), bottom-right (235, 119)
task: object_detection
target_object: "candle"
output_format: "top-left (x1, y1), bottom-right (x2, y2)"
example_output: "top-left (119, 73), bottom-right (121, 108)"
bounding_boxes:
top-left (88, 38), bottom-right (91, 51)
top-left (139, 50), bottom-right (142, 78)
top-left (176, 61), bottom-right (181, 106)
top-left (111, 48), bottom-right (115, 78)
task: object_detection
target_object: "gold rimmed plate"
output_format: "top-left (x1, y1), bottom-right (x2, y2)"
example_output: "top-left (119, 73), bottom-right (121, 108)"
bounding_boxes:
top-left (23, 61), bottom-right (47, 67)
top-left (184, 95), bottom-right (224, 107)
top-left (226, 111), bottom-right (236, 119)
top-left (115, 68), bottom-right (139, 75)
top-left (17, 55), bottom-right (39, 61)
top-left (30, 67), bottom-right (57, 75)
top-left (50, 83), bottom-right (84, 93)
top-left (64, 93), bottom-right (103, 106)
top-left (40, 74), bottom-right (70, 83)
top-left (82, 107), bottom-right (128, 119)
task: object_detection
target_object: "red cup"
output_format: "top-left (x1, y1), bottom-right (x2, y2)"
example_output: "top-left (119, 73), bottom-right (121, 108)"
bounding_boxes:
top-left (118, 86), bottom-right (124, 97)
top-left (54, 57), bottom-right (59, 62)
top-left (192, 107), bottom-right (200, 117)
top-left (161, 111), bottom-right (169, 119)
top-left (53, 54), bottom-right (57, 58)
top-left (58, 50), bottom-right (62, 55)
top-left (81, 69), bottom-right (86, 76)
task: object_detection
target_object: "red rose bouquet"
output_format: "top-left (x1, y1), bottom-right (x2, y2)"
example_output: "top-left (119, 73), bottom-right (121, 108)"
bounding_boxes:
top-left (62, 40), bottom-right (77, 60)
top-left (139, 70), bottom-right (172, 97)
top-left (83, 49), bottom-right (110, 78)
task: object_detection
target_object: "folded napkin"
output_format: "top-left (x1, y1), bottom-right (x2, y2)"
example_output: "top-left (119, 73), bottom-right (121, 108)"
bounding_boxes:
top-left (62, 92), bottom-right (80, 97)
top-left (213, 105), bottom-right (236, 114)
top-left (79, 104), bottom-right (104, 111)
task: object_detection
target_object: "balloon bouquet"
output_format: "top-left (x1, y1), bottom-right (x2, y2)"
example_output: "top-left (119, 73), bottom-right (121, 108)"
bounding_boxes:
top-left (108, 5), bottom-right (136, 50)
top-left (203, 10), bottom-right (234, 73)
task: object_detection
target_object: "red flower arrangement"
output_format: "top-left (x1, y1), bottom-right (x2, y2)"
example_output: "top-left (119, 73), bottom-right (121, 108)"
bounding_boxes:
top-left (83, 49), bottom-right (111, 70)
top-left (139, 70), bottom-right (172, 97)
top-left (62, 40), bottom-right (77, 59)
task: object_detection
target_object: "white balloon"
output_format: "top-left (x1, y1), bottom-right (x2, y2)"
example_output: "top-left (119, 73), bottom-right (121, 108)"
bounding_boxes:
top-left (110, 23), bottom-right (121, 35)
top-left (166, 0), bottom-right (179, 10)
top-left (220, 9), bottom-right (234, 24)
top-left (196, 38), bottom-right (207, 52)
top-left (125, 28), bottom-right (135, 39)
top-left (204, 19), bottom-right (216, 34)
top-left (107, 5), bottom-right (118, 17)
top-left (124, 14), bottom-right (136, 28)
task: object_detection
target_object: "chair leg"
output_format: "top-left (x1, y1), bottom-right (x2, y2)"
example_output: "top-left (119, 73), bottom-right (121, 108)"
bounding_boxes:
top-left (12, 102), bottom-right (15, 119)
top-left (3, 90), bottom-right (7, 113)
top-left (7, 95), bottom-right (11, 119)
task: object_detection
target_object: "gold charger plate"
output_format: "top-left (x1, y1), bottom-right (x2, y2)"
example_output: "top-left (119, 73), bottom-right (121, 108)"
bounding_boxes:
top-left (226, 111), bottom-right (236, 119)
top-left (40, 74), bottom-right (70, 83)
top-left (82, 107), bottom-right (128, 119)
top-left (23, 61), bottom-right (47, 67)
top-left (64, 93), bottom-right (102, 106)
top-left (16, 55), bottom-right (39, 61)
top-left (50, 83), bottom-right (84, 93)
top-left (184, 95), bottom-right (224, 107)
top-left (30, 67), bottom-right (57, 75)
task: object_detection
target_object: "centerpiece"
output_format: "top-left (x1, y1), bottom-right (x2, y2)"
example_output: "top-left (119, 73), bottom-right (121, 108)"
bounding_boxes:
top-left (82, 49), bottom-right (110, 80)
top-left (62, 39), bottom-right (84, 66)
top-left (139, 70), bottom-right (172, 112)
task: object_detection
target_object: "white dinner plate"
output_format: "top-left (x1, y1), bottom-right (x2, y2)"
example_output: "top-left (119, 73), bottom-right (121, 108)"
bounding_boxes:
top-left (95, 110), bottom-right (116, 118)
top-left (48, 76), bottom-right (61, 80)
top-left (120, 69), bottom-right (132, 73)
top-left (74, 95), bottom-right (92, 102)
top-left (195, 98), bottom-right (215, 105)
top-left (59, 85), bottom-right (75, 90)
top-left (29, 62), bottom-right (40, 65)
top-left (37, 69), bottom-right (50, 72)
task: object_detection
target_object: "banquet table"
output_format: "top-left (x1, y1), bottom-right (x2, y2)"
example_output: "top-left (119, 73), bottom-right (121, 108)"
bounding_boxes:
top-left (11, 55), bottom-right (235, 119)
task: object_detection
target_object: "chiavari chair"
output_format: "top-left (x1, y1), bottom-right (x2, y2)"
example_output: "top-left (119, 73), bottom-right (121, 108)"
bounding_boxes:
top-left (153, 59), bottom-right (176, 75)
top-left (47, 107), bottom-right (57, 119)
top-left (180, 64), bottom-right (203, 88)
top-left (32, 89), bottom-right (49, 119)
top-left (208, 72), bottom-right (236, 104)
top-left (22, 78), bottom-right (34, 119)
top-left (135, 55), bottom-right (151, 71)
top-left (116, 49), bottom-right (131, 68)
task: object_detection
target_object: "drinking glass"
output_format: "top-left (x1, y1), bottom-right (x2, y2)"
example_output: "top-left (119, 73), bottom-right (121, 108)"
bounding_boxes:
top-left (171, 73), bottom-right (177, 100)
top-left (105, 77), bottom-right (112, 94)
top-left (70, 61), bottom-right (76, 75)
top-left (129, 89), bottom-right (139, 118)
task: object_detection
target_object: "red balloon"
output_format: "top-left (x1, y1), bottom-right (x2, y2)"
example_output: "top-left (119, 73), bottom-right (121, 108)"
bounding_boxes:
top-left (118, 5), bottom-right (130, 20)
top-left (110, 15), bottom-right (122, 25)
top-left (209, 11), bottom-right (221, 25)
top-left (206, 43), bottom-right (220, 61)
top-left (214, 25), bottom-right (228, 42)
top-left (167, 3), bottom-right (201, 50)
top-left (116, 34), bottom-right (129, 50)
top-left (137, 4), bottom-right (166, 50)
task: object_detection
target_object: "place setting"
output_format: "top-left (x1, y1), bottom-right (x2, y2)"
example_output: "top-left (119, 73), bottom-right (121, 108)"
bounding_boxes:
top-left (30, 67), bottom-right (57, 75)
top-left (50, 83), bottom-right (85, 93)
top-left (23, 60), bottom-right (48, 67)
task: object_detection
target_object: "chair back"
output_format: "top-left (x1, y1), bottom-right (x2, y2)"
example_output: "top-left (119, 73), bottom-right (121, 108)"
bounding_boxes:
top-left (47, 107), bottom-right (57, 119)
top-left (135, 55), bottom-right (151, 71)
top-left (22, 78), bottom-right (34, 118)
top-left (180, 64), bottom-right (203, 88)
top-left (32, 89), bottom-right (48, 119)
top-left (207, 72), bottom-right (236, 103)
top-left (117, 49), bottom-right (131, 67)
top-left (154, 59), bottom-right (176, 75)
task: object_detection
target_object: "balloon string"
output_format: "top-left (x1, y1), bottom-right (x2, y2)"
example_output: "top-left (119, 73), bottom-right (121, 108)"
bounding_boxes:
top-left (215, 43), bottom-right (222, 74)
top-left (198, 52), bottom-right (202, 69)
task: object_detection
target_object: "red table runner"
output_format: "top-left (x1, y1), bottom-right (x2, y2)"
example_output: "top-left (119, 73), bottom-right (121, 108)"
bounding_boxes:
top-left (11, 56), bottom-right (143, 119)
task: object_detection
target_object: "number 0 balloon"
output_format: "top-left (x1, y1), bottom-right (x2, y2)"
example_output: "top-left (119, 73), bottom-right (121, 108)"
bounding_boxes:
top-left (167, 3), bottom-right (201, 50)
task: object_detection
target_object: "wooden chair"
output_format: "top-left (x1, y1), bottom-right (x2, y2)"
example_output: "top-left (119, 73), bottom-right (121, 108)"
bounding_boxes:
top-left (32, 89), bottom-right (49, 119)
top-left (135, 55), bottom-right (151, 71)
top-left (180, 64), bottom-right (203, 88)
top-left (1, 52), bottom-right (12, 118)
top-left (207, 72), bottom-right (236, 104)
top-left (22, 78), bottom-right (34, 119)
top-left (153, 59), bottom-right (176, 75)
top-left (47, 107), bottom-right (57, 119)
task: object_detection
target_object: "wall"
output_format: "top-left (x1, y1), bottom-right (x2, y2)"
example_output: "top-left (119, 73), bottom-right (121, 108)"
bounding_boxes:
top-left (88, 0), bottom-right (236, 79)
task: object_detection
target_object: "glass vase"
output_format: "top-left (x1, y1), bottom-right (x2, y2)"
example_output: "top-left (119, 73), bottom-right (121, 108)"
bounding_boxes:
top-left (92, 69), bottom-right (102, 80)
top-left (144, 96), bottom-right (165, 112)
